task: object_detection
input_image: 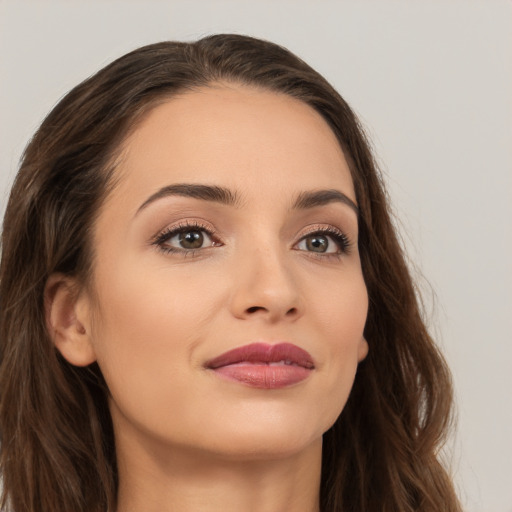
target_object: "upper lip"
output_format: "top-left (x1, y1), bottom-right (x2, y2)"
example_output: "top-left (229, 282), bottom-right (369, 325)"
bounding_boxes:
top-left (205, 342), bottom-right (315, 370)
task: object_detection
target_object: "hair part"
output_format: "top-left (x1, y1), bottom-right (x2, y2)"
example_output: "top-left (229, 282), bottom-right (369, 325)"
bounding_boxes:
top-left (0, 34), bottom-right (461, 512)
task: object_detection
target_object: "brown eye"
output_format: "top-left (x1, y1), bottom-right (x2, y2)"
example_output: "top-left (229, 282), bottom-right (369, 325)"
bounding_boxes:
top-left (305, 234), bottom-right (329, 253)
top-left (154, 224), bottom-right (219, 253)
top-left (178, 230), bottom-right (204, 249)
top-left (295, 229), bottom-right (350, 255)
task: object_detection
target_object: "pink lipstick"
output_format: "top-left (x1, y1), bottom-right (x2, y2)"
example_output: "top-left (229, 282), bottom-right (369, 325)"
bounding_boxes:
top-left (205, 343), bottom-right (314, 389)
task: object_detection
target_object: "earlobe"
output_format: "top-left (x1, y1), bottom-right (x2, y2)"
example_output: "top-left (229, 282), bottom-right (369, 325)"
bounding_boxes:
top-left (45, 273), bottom-right (97, 367)
top-left (357, 336), bottom-right (369, 362)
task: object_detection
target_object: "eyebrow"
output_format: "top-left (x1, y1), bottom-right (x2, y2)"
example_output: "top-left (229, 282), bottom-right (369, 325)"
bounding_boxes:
top-left (136, 183), bottom-right (241, 214)
top-left (292, 189), bottom-right (358, 213)
top-left (136, 183), bottom-right (358, 215)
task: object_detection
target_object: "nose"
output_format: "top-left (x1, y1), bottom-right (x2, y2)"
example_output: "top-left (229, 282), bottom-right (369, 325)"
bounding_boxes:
top-left (229, 244), bottom-right (303, 323)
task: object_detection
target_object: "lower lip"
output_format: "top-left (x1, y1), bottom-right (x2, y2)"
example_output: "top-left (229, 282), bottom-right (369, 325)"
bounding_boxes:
top-left (211, 363), bottom-right (312, 389)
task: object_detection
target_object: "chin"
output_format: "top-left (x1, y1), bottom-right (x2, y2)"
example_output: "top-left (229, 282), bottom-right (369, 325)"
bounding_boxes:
top-left (189, 410), bottom-right (330, 462)
top-left (202, 432), bottom-right (321, 462)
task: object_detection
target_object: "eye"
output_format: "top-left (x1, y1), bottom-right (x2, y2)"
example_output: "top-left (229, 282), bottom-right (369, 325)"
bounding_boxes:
top-left (171, 229), bottom-right (210, 249)
top-left (295, 228), bottom-right (350, 255)
top-left (152, 222), bottom-right (220, 254)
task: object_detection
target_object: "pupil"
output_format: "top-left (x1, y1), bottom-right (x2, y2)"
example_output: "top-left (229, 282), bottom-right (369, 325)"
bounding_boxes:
top-left (179, 230), bottom-right (204, 249)
top-left (306, 235), bottom-right (327, 252)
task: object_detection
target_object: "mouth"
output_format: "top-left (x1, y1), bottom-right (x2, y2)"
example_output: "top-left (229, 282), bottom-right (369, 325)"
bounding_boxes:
top-left (204, 342), bottom-right (315, 389)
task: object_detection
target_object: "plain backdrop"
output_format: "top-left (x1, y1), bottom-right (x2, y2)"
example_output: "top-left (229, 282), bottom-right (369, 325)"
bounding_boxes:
top-left (1, 1), bottom-right (511, 511)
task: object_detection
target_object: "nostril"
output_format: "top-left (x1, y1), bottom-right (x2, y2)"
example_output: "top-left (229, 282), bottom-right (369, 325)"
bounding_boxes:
top-left (286, 307), bottom-right (298, 316)
top-left (247, 306), bottom-right (265, 314)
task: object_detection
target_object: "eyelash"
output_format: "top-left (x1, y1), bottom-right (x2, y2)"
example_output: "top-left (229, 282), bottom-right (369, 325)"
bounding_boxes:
top-left (151, 221), bottom-right (352, 259)
top-left (151, 221), bottom-right (219, 257)
top-left (298, 225), bottom-right (352, 259)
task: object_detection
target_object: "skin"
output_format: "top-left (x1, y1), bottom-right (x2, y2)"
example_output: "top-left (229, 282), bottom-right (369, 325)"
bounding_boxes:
top-left (48, 84), bottom-right (369, 512)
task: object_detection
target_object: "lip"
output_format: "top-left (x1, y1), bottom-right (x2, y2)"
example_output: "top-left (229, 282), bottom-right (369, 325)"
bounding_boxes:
top-left (205, 342), bottom-right (315, 389)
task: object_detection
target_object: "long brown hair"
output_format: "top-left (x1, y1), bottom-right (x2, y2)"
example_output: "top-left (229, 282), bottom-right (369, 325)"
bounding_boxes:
top-left (0, 34), bottom-right (461, 512)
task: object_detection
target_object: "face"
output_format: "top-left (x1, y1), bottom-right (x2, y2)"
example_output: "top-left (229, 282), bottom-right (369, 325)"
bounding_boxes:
top-left (78, 84), bottom-right (368, 461)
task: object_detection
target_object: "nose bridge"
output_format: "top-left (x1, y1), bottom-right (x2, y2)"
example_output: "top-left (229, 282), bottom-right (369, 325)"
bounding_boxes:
top-left (229, 230), bottom-right (302, 321)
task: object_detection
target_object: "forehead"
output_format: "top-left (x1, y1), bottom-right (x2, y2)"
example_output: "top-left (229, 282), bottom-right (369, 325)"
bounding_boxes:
top-left (110, 84), bottom-right (355, 210)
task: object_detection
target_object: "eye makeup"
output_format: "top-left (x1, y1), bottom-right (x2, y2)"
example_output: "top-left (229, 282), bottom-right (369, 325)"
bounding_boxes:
top-left (294, 225), bottom-right (352, 260)
top-left (150, 220), bottom-right (222, 257)
top-left (150, 217), bottom-right (352, 262)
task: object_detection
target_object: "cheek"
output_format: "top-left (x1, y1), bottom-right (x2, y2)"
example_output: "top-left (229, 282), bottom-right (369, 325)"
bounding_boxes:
top-left (88, 259), bottom-right (223, 409)
top-left (92, 253), bottom-right (220, 340)
top-left (311, 270), bottom-right (368, 353)
top-left (307, 272), bottom-right (368, 421)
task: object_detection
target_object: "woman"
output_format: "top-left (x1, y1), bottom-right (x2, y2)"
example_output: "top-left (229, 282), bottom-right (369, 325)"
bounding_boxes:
top-left (0, 34), bottom-right (461, 512)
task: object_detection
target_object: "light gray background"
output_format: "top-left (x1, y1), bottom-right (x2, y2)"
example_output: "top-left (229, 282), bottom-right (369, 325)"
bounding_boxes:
top-left (1, 1), bottom-right (511, 511)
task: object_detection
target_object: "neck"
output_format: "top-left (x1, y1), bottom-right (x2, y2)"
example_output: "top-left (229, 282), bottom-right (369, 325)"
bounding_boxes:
top-left (115, 432), bottom-right (322, 512)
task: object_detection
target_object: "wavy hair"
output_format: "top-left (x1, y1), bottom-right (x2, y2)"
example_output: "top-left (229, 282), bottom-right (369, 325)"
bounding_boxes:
top-left (0, 34), bottom-right (461, 512)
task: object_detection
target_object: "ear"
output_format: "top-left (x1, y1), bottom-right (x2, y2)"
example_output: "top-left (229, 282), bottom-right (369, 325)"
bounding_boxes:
top-left (45, 273), bottom-right (97, 367)
top-left (357, 336), bottom-right (369, 363)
